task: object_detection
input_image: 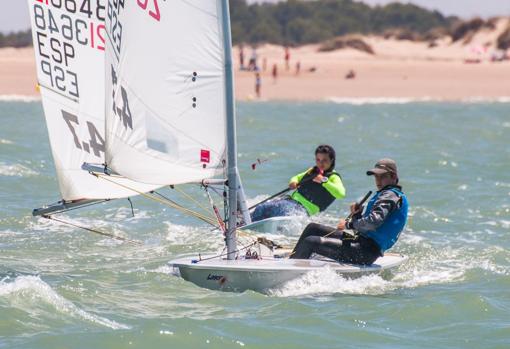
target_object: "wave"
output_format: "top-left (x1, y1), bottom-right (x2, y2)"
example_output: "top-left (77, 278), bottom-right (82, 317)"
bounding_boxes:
top-left (0, 95), bottom-right (41, 102)
top-left (327, 96), bottom-right (510, 105)
top-left (327, 97), bottom-right (434, 105)
top-left (462, 96), bottom-right (510, 103)
top-left (0, 162), bottom-right (38, 177)
top-left (0, 138), bottom-right (13, 145)
top-left (270, 241), bottom-right (509, 297)
top-left (0, 275), bottom-right (130, 330)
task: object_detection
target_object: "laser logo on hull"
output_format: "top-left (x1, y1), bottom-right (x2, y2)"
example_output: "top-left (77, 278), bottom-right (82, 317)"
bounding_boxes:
top-left (207, 274), bottom-right (227, 285)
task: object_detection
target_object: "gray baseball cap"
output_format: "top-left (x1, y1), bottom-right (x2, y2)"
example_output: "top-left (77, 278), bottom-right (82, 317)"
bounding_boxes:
top-left (367, 158), bottom-right (398, 176)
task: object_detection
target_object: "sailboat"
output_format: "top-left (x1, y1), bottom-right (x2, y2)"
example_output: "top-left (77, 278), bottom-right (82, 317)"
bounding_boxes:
top-left (28, 0), bottom-right (407, 293)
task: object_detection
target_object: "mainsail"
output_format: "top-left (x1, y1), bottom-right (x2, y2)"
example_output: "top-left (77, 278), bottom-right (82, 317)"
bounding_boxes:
top-left (27, 0), bottom-right (158, 204)
top-left (104, 0), bottom-right (227, 185)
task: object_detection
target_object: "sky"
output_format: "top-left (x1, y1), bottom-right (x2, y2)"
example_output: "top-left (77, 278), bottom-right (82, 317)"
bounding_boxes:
top-left (2, 0), bottom-right (509, 34)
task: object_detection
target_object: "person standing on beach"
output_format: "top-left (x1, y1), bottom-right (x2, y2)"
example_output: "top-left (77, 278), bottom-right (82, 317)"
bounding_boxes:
top-left (272, 64), bottom-right (278, 83)
top-left (295, 61), bottom-right (301, 75)
top-left (239, 44), bottom-right (245, 70)
top-left (249, 47), bottom-right (258, 71)
top-left (284, 46), bottom-right (290, 71)
top-left (255, 72), bottom-right (261, 98)
top-left (290, 158), bottom-right (408, 265)
top-left (251, 145), bottom-right (346, 222)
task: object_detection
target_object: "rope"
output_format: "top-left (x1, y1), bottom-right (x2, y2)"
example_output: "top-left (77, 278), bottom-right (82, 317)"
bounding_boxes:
top-left (151, 191), bottom-right (217, 228)
top-left (204, 187), bottom-right (227, 233)
top-left (173, 185), bottom-right (214, 216)
top-left (93, 173), bottom-right (259, 245)
top-left (42, 215), bottom-right (142, 246)
top-left (194, 241), bottom-right (257, 262)
top-left (95, 174), bottom-right (218, 227)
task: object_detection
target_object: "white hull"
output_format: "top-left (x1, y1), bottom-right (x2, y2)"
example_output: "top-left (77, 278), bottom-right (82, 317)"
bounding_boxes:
top-left (170, 253), bottom-right (407, 292)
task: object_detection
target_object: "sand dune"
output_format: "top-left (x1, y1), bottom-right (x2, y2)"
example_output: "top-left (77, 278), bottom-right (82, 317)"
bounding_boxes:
top-left (1, 18), bottom-right (509, 102)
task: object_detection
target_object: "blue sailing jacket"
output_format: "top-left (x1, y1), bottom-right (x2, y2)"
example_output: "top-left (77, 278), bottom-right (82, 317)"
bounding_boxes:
top-left (361, 188), bottom-right (408, 252)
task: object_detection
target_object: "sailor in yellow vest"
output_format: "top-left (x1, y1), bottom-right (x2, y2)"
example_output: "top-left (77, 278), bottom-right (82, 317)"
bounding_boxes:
top-left (251, 145), bottom-right (346, 222)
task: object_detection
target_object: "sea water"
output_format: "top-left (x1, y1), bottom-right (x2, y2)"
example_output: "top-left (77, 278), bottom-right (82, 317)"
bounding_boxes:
top-left (0, 99), bottom-right (509, 348)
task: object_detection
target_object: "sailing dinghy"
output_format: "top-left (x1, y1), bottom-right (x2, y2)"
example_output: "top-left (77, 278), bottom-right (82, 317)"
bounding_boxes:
top-left (29, 0), bottom-right (407, 293)
top-left (88, 0), bottom-right (406, 292)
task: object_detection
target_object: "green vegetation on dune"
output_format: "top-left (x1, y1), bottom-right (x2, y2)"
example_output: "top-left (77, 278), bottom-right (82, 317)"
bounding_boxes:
top-left (230, 0), bottom-right (457, 45)
top-left (1, 1), bottom-right (507, 49)
top-left (497, 24), bottom-right (510, 50)
top-left (0, 30), bottom-right (32, 48)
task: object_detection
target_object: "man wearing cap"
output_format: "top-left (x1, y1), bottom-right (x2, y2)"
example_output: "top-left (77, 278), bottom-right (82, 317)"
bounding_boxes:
top-left (290, 158), bottom-right (408, 265)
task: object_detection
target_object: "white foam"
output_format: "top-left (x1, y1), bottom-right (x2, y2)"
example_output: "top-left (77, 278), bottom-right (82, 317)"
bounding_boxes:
top-left (0, 162), bottom-right (38, 177)
top-left (0, 139), bottom-right (13, 145)
top-left (327, 97), bottom-right (434, 105)
top-left (462, 96), bottom-right (510, 103)
top-left (104, 207), bottom-right (151, 221)
top-left (0, 276), bottom-right (130, 330)
top-left (245, 194), bottom-right (269, 207)
top-left (270, 267), bottom-right (392, 297)
top-left (327, 96), bottom-right (510, 105)
top-left (152, 265), bottom-right (175, 275)
top-left (164, 222), bottom-right (223, 250)
top-left (0, 95), bottom-right (41, 102)
top-left (269, 240), bottom-right (501, 297)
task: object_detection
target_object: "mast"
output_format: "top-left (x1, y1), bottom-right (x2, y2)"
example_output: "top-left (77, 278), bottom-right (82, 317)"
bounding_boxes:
top-left (221, 0), bottom-right (238, 260)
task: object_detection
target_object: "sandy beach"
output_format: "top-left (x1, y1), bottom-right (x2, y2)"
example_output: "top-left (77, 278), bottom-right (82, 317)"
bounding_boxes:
top-left (234, 43), bottom-right (510, 102)
top-left (1, 18), bottom-right (509, 102)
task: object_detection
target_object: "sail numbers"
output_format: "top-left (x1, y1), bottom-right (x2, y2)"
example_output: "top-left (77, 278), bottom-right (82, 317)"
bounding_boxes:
top-left (62, 110), bottom-right (106, 157)
top-left (107, 0), bottom-right (124, 57)
top-left (32, 1), bottom-right (107, 98)
top-left (110, 66), bottom-right (133, 130)
top-left (137, 0), bottom-right (161, 22)
top-left (36, 0), bottom-right (105, 21)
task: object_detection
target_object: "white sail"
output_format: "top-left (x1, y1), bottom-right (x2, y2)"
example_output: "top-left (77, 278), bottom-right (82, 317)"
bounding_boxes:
top-left (28, 0), bottom-right (158, 201)
top-left (104, 0), bottom-right (227, 185)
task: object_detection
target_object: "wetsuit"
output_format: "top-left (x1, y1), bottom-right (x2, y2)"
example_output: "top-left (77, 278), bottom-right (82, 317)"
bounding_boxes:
top-left (251, 167), bottom-right (346, 222)
top-left (290, 185), bottom-right (408, 265)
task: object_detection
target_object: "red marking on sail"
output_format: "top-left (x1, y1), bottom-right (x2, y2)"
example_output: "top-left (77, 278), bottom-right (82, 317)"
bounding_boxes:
top-left (201, 150), bottom-right (210, 163)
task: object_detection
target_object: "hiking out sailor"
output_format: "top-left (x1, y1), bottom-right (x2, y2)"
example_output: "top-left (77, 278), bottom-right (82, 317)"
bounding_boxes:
top-left (290, 158), bottom-right (408, 265)
top-left (251, 145), bottom-right (346, 222)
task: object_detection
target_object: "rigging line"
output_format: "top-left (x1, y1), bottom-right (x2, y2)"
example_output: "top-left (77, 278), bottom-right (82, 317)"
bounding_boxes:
top-left (172, 185), bottom-right (215, 216)
top-left (42, 215), bottom-right (142, 246)
top-left (94, 173), bottom-right (218, 227)
top-left (152, 191), bottom-right (216, 223)
top-left (93, 174), bottom-right (257, 241)
top-left (150, 191), bottom-right (217, 227)
top-left (205, 184), bottom-right (224, 198)
top-left (204, 187), bottom-right (227, 234)
top-left (195, 241), bottom-right (257, 263)
top-left (154, 187), bottom-right (254, 240)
